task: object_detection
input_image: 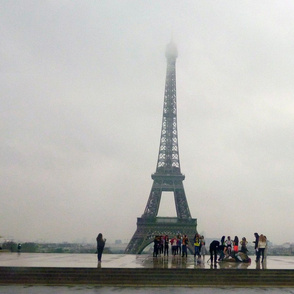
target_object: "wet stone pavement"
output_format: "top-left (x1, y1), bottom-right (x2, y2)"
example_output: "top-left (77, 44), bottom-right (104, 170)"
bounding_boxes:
top-left (1, 253), bottom-right (294, 270)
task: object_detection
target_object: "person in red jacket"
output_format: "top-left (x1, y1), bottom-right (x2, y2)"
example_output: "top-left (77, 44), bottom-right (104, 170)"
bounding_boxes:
top-left (181, 235), bottom-right (189, 257)
top-left (170, 236), bottom-right (178, 256)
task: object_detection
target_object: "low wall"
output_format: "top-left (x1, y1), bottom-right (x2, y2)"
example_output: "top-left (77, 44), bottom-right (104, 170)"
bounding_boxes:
top-left (1, 267), bottom-right (294, 287)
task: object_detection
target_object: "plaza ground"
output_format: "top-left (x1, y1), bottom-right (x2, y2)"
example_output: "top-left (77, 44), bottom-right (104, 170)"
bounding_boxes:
top-left (1, 252), bottom-right (294, 269)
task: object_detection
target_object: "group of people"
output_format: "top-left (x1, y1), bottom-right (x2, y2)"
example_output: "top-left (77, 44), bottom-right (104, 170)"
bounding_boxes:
top-left (96, 231), bottom-right (268, 265)
top-left (153, 233), bottom-right (206, 258)
top-left (153, 234), bottom-right (189, 257)
top-left (209, 233), bottom-right (268, 264)
top-left (209, 235), bottom-right (247, 264)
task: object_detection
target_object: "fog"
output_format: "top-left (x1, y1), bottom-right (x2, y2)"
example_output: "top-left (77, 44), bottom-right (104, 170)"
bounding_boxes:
top-left (1, 1), bottom-right (294, 245)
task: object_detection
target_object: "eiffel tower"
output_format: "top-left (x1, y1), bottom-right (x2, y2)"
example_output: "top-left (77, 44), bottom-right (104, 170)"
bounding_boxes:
top-left (125, 41), bottom-right (197, 254)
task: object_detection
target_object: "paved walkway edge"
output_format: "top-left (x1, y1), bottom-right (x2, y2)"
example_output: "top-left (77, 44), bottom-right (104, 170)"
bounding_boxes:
top-left (1, 267), bottom-right (294, 287)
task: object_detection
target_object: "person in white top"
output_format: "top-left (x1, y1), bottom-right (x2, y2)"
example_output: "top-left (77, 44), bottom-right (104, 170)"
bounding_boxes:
top-left (257, 234), bottom-right (267, 262)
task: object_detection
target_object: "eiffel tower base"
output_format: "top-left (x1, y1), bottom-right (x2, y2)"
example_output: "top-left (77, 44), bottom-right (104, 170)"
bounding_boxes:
top-left (125, 217), bottom-right (197, 254)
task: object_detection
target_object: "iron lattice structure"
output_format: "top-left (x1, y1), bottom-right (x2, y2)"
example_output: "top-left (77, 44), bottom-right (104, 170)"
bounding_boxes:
top-left (125, 42), bottom-right (197, 254)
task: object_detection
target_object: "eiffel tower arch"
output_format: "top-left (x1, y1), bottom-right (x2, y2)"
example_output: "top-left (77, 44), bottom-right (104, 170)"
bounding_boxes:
top-left (125, 41), bottom-right (197, 254)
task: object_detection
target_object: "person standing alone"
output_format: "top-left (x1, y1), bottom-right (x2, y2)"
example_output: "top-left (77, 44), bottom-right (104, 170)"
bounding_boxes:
top-left (253, 232), bottom-right (259, 262)
top-left (96, 233), bottom-right (106, 263)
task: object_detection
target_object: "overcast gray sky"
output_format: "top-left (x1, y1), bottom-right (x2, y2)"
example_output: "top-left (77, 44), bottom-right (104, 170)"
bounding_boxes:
top-left (1, 1), bottom-right (294, 245)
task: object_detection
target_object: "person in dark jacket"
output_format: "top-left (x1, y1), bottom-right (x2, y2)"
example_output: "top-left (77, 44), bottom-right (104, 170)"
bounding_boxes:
top-left (153, 235), bottom-right (160, 257)
top-left (209, 240), bottom-right (220, 264)
top-left (253, 232), bottom-right (259, 262)
top-left (96, 233), bottom-right (106, 262)
top-left (164, 235), bottom-right (169, 256)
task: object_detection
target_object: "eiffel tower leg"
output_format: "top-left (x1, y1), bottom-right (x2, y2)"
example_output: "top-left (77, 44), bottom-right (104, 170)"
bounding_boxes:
top-left (174, 185), bottom-right (191, 219)
top-left (124, 218), bottom-right (155, 254)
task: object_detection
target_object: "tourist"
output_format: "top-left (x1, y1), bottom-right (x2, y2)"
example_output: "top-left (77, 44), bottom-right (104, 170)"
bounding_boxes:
top-left (170, 236), bottom-right (178, 256)
top-left (257, 234), bottom-right (267, 263)
top-left (193, 234), bottom-right (201, 258)
top-left (96, 233), bottom-right (106, 263)
top-left (209, 240), bottom-right (220, 264)
top-left (240, 237), bottom-right (248, 253)
top-left (181, 234), bottom-right (189, 257)
top-left (200, 236), bottom-right (206, 259)
top-left (233, 236), bottom-right (239, 252)
top-left (17, 243), bottom-right (22, 253)
top-left (224, 236), bottom-right (232, 256)
top-left (164, 235), bottom-right (169, 256)
top-left (153, 236), bottom-right (157, 257)
top-left (153, 236), bottom-right (160, 257)
top-left (253, 232), bottom-right (259, 262)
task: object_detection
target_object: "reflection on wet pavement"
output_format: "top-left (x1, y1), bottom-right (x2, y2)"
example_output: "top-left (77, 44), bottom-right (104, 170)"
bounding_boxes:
top-left (0, 253), bottom-right (293, 269)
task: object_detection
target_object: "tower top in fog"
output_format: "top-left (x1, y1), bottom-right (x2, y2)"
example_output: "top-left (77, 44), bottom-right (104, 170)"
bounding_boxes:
top-left (165, 41), bottom-right (178, 59)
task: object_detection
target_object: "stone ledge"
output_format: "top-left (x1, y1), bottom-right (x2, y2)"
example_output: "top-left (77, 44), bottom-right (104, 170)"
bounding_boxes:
top-left (1, 267), bottom-right (294, 287)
